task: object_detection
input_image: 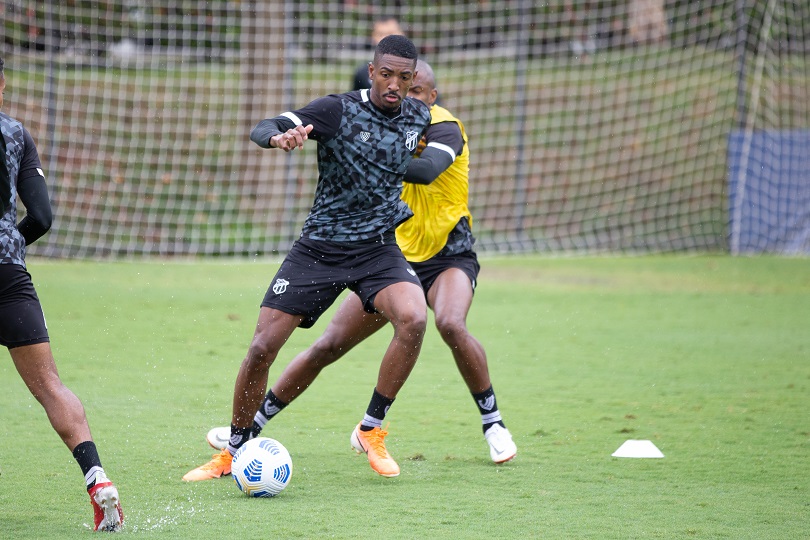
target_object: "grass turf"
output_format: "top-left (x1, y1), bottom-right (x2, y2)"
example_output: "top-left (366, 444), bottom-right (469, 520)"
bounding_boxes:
top-left (0, 255), bottom-right (807, 538)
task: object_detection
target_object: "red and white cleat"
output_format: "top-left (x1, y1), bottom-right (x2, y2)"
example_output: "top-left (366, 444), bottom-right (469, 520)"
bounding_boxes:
top-left (89, 481), bottom-right (123, 532)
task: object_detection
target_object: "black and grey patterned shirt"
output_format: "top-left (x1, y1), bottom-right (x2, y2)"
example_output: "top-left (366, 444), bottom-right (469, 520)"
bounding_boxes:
top-left (1, 112), bottom-right (44, 268)
top-left (251, 90), bottom-right (431, 243)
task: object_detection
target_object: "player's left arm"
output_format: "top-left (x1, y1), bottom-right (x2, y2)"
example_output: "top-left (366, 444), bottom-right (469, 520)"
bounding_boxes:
top-left (16, 129), bottom-right (52, 245)
top-left (404, 121), bottom-right (464, 185)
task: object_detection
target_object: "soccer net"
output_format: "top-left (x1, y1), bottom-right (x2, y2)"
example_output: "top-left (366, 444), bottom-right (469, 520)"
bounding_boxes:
top-left (2, 1), bottom-right (808, 257)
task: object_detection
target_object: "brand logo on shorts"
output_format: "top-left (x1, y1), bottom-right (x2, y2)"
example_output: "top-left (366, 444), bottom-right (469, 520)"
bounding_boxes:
top-left (406, 267), bottom-right (416, 277)
top-left (272, 278), bottom-right (290, 295)
top-left (359, 131), bottom-right (371, 142)
top-left (405, 130), bottom-right (419, 152)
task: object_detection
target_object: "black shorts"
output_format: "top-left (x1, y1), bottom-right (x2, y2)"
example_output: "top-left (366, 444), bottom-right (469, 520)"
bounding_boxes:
top-left (409, 250), bottom-right (480, 297)
top-left (0, 264), bottom-right (50, 348)
top-left (261, 236), bottom-right (422, 329)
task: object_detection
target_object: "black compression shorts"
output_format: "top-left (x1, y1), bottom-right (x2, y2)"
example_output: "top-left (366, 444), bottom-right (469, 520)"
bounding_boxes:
top-left (409, 250), bottom-right (480, 297)
top-left (261, 236), bottom-right (422, 329)
top-left (0, 264), bottom-right (49, 348)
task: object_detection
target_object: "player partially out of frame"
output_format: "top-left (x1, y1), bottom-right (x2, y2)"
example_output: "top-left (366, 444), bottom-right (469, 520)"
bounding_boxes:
top-left (0, 57), bottom-right (124, 532)
top-left (182, 35), bottom-right (431, 481)
top-left (205, 60), bottom-right (517, 465)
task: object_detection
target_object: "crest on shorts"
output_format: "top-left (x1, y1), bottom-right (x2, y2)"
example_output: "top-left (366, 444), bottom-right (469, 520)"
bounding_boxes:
top-left (405, 130), bottom-right (419, 152)
top-left (272, 278), bottom-right (290, 295)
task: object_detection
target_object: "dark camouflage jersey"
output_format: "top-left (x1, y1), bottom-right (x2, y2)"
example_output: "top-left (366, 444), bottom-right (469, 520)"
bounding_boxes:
top-left (1, 113), bottom-right (42, 268)
top-left (251, 90), bottom-right (431, 243)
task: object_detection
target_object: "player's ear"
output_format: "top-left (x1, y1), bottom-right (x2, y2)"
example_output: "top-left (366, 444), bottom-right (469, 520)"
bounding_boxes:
top-left (430, 88), bottom-right (438, 105)
top-left (367, 62), bottom-right (374, 80)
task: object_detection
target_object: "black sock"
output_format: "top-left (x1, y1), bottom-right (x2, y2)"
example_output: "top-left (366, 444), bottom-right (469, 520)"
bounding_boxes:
top-left (72, 441), bottom-right (107, 490)
top-left (472, 386), bottom-right (505, 434)
top-left (251, 389), bottom-right (288, 437)
top-left (360, 388), bottom-right (394, 431)
top-left (226, 425), bottom-right (253, 455)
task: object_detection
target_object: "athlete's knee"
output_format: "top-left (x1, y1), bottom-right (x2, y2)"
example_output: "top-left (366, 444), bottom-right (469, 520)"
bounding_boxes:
top-left (246, 334), bottom-right (282, 367)
top-left (33, 379), bottom-right (82, 417)
top-left (434, 315), bottom-right (468, 345)
top-left (393, 306), bottom-right (428, 339)
top-left (25, 368), bottom-right (67, 400)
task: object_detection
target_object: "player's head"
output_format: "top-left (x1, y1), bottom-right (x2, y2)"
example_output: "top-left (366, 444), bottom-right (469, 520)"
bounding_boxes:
top-left (407, 60), bottom-right (438, 108)
top-left (371, 16), bottom-right (403, 46)
top-left (369, 35), bottom-right (418, 112)
top-left (372, 34), bottom-right (417, 68)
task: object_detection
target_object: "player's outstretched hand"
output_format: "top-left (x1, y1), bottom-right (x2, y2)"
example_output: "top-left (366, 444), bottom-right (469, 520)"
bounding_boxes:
top-left (271, 124), bottom-right (314, 152)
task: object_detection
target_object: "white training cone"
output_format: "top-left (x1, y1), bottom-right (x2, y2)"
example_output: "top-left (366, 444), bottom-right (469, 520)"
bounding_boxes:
top-left (611, 439), bottom-right (664, 458)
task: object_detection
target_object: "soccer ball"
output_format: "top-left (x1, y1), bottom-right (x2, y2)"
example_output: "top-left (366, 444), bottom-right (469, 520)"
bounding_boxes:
top-left (232, 437), bottom-right (293, 497)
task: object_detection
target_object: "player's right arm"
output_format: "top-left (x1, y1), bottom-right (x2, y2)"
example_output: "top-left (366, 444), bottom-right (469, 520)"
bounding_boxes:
top-left (250, 95), bottom-right (343, 152)
top-left (250, 116), bottom-right (312, 152)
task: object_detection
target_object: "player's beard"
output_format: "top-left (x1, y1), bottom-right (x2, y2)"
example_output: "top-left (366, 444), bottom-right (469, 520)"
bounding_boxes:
top-left (381, 91), bottom-right (402, 111)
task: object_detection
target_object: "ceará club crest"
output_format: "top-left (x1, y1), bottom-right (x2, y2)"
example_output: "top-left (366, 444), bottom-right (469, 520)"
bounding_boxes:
top-left (405, 130), bottom-right (419, 152)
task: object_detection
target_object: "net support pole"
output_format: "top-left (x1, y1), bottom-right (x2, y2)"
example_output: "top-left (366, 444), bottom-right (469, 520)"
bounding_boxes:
top-left (44, 4), bottom-right (58, 174)
top-left (280, 0), bottom-right (300, 243)
top-left (733, 0), bottom-right (750, 130)
top-left (729, 0), bottom-right (777, 255)
top-left (238, 1), bottom-right (287, 253)
top-left (511, 0), bottom-right (532, 251)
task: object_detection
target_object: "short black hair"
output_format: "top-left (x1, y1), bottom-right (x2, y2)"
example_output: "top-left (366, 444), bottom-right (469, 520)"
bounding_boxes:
top-left (0, 57), bottom-right (4, 75)
top-left (373, 35), bottom-right (417, 65)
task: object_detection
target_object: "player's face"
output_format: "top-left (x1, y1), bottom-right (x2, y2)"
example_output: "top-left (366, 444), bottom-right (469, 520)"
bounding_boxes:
top-left (407, 72), bottom-right (438, 107)
top-left (369, 55), bottom-right (416, 112)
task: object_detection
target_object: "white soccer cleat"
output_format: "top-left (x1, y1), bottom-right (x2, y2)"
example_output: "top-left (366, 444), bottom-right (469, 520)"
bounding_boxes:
top-left (206, 427), bottom-right (231, 451)
top-left (484, 424), bottom-right (517, 463)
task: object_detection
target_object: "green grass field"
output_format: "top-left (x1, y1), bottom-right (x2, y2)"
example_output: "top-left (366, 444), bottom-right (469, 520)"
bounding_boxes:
top-left (0, 255), bottom-right (808, 539)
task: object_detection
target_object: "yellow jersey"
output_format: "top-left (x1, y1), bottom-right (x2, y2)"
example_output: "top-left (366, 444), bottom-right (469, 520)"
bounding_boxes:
top-left (397, 105), bottom-right (471, 262)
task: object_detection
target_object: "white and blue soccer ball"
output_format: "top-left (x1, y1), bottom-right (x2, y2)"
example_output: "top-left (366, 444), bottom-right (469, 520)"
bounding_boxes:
top-left (232, 437), bottom-right (293, 497)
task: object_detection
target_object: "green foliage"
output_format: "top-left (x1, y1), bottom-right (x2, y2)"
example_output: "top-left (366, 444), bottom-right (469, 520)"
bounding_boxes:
top-left (0, 255), bottom-right (807, 538)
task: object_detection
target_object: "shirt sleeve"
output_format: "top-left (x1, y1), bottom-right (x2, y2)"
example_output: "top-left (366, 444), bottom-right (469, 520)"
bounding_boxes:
top-left (250, 95), bottom-right (344, 148)
top-left (16, 129), bottom-right (52, 245)
top-left (18, 128), bottom-right (44, 181)
top-left (423, 120), bottom-right (464, 159)
top-left (403, 121), bottom-right (464, 185)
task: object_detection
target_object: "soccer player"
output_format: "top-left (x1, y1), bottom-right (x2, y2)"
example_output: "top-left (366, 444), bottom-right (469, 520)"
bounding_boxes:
top-left (0, 57), bottom-right (124, 532)
top-left (205, 60), bottom-right (517, 465)
top-left (182, 35), bottom-right (431, 481)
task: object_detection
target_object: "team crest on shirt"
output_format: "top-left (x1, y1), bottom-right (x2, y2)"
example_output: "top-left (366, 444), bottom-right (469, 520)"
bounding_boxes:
top-left (359, 131), bottom-right (371, 142)
top-left (272, 278), bottom-right (290, 295)
top-left (405, 130), bottom-right (419, 151)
